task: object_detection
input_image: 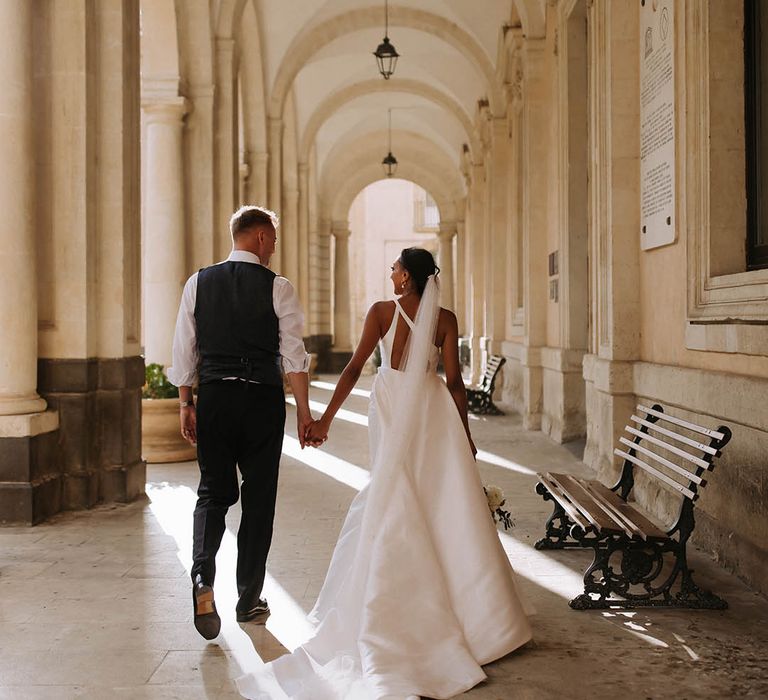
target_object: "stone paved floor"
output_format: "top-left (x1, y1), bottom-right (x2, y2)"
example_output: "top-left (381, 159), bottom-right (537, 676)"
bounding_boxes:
top-left (1, 374), bottom-right (767, 699)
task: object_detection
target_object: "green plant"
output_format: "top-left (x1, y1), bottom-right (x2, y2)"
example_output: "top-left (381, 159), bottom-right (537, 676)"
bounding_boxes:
top-left (142, 363), bottom-right (179, 399)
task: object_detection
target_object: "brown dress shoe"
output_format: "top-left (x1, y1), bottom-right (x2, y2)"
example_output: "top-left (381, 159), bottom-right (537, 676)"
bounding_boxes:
top-left (193, 574), bottom-right (221, 640)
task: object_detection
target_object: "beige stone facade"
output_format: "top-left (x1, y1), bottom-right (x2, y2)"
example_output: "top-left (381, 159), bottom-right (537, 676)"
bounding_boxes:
top-left (1, 1), bottom-right (766, 595)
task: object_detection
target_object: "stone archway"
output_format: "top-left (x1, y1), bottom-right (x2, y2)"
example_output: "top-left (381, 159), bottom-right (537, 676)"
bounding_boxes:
top-left (268, 6), bottom-right (504, 120)
top-left (319, 129), bottom-right (464, 356)
top-left (299, 78), bottom-right (481, 165)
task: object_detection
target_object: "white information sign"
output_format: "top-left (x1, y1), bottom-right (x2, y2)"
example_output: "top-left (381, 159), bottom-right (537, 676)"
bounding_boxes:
top-left (640, 0), bottom-right (676, 250)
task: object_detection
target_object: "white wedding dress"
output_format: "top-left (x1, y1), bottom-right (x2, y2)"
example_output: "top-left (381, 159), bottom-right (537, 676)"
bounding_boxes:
top-left (237, 278), bottom-right (532, 700)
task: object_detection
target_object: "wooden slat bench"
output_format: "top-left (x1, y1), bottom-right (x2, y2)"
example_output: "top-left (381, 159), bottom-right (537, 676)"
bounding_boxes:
top-left (467, 355), bottom-right (505, 415)
top-left (534, 403), bottom-right (732, 610)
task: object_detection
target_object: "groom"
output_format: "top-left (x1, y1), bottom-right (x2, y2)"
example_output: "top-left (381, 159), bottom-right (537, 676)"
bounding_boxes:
top-left (168, 205), bottom-right (314, 640)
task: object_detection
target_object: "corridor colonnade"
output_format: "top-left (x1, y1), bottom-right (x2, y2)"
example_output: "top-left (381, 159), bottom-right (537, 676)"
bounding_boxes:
top-left (0, 0), bottom-right (144, 524)
top-left (0, 1), bottom-right (767, 602)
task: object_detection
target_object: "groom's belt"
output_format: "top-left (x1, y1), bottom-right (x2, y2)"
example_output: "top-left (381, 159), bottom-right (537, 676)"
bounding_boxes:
top-left (198, 353), bottom-right (282, 386)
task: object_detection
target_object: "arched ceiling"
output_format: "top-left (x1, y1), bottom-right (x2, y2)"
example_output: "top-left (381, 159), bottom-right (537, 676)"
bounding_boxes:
top-left (298, 77), bottom-right (480, 164)
top-left (244, 1), bottom-right (520, 208)
top-left (321, 130), bottom-right (464, 222)
top-left (149, 0), bottom-right (546, 217)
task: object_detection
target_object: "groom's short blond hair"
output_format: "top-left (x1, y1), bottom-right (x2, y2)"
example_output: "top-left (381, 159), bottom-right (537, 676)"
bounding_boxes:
top-left (230, 205), bottom-right (279, 239)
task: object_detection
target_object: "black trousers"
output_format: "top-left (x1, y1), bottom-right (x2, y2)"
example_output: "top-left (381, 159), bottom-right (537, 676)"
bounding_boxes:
top-left (191, 380), bottom-right (285, 611)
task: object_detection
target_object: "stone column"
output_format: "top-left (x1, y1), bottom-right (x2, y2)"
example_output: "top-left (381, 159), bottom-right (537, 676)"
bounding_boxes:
top-left (468, 163), bottom-right (486, 384)
top-left (268, 117), bottom-right (283, 273)
top-left (248, 150), bottom-right (269, 204)
top-left (332, 224), bottom-right (352, 351)
top-left (298, 163), bottom-right (310, 314)
top-left (487, 118), bottom-right (509, 350)
top-left (438, 222), bottom-right (456, 311)
top-left (238, 159), bottom-right (249, 204)
top-left (0, 0), bottom-right (57, 525)
top-left (455, 219), bottom-right (467, 334)
top-left (313, 218), bottom-right (333, 336)
top-left (0, 0), bottom-right (46, 418)
top-left (0, 0), bottom-right (58, 524)
top-left (282, 187), bottom-right (300, 287)
top-left (185, 83), bottom-right (215, 272)
top-left (142, 98), bottom-right (187, 367)
top-left (214, 38), bottom-right (235, 261)
top-left (583, 0), bottom-right (641, 479)
top-left (521, 38), bottom-right (548, 431)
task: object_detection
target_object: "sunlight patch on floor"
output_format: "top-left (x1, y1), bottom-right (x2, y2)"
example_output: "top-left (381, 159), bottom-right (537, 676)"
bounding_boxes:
top-left (286, 396), bottom-right (369, 427)
top-left (311, 380), bottom-right (371, 398)
top-left (673, 633), bottom-right (701, 661)
top-left (476, 449), bottom-right (536, 476)
top-left (499, 531), bottom-right (583, 601)
top-left (146, 482), bottom-right (314, 671)
top-left (283, 436), bottom-right (370, 491)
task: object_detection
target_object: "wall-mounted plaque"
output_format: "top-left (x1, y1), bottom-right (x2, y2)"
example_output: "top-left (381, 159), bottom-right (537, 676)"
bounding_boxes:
top-left (640, 0), bottom-right (676, 250)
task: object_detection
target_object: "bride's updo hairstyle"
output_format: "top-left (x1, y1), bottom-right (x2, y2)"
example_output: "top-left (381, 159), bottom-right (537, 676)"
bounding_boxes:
top-left (399, 248), bottom-right (440, 296)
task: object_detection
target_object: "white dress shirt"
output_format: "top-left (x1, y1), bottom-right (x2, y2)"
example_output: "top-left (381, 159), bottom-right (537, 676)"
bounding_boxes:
top-left (167, 250), bottom-right (311, 387)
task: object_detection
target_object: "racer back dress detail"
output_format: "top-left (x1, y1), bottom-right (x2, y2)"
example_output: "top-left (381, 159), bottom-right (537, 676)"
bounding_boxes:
top-left (237, 286), bottom-right (532, 700)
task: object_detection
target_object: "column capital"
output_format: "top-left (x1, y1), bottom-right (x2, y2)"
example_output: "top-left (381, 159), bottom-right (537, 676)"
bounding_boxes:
top-left (438, 220), bottom-right (457, 239)
top-left (298, 161), bottom-right (310, 176)
top-left (243, 149), bottom-right (268, 168)
top-left (268, 117), bottom-right (283, 134)
top-left (331, 227), bottom-right (351, 239)
top-left (141, 97), bottom-right (188, 123)
top-left (215, 37), bottom-right (235, 54)
top-left (188, 83), bottom-right (215, 100)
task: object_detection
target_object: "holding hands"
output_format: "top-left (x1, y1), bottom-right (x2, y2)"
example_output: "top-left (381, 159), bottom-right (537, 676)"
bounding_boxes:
top-left (295, 403), bottom-right (330, 448)
top-left (305, 416), bottom-right (330, 448)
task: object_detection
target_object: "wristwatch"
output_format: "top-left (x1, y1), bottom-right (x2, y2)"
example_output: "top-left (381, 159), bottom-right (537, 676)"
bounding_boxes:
top-left (179, 400), bottom-right (194, 408)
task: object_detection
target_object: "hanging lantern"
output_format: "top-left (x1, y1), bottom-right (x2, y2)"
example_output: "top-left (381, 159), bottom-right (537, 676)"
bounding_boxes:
top-left (382, 109), bottom-right (398, 177)
top-left (373, 0), bottom-right (399, 79)
top-left (382, 151), bottom-right (398, 178)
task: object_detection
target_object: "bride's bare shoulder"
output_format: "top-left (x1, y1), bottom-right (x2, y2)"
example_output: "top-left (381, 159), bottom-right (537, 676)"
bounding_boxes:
top-left (438, 307), bottom-right (458, 326)
top-left (368, 300), bottom-right (396, 327)
top-left (370, 300), bottom-right (395, 316)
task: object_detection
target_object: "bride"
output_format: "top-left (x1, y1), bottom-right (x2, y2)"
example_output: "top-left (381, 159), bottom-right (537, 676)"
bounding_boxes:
top-left (237, 248), bottom-right (532, 700)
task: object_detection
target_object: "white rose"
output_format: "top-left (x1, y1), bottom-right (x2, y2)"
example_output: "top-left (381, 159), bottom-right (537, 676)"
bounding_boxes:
top-left (485, 485), bottom-right (505, 511)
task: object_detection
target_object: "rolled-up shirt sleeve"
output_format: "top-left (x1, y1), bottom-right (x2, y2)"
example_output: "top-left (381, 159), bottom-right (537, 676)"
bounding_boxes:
top-left (167, 274), bottom-right (199, 387)
top-left (274, 276), bottom-right (311, 374)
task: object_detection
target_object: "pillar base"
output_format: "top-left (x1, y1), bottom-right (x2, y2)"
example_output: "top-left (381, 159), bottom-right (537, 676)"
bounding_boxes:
top-left (305, 334), bottom-right (333, 373)
top-left (328, 350), bottom-right (353, 373)
top-left (582, 354), bottom-right (636, 483)
top-left (0, 395), bottom-right (47, 416)
top-left (0, 410), bottom-right (61, 525)
top-left (500, 340), bottom-right (525, 414)
top-left (540, 347), bottom-right (587, 444)
top-left (520, 345), bottom-right (543, 431)
top-left (38, 356), bottom-right (146, 511)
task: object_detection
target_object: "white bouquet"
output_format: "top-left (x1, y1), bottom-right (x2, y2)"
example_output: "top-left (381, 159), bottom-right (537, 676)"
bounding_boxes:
top-left (483, 484), bottom-right (514, 530)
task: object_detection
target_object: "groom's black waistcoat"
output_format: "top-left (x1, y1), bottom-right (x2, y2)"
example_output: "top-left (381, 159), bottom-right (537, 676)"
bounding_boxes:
top-left (194, 261), bottom-right (282, 386)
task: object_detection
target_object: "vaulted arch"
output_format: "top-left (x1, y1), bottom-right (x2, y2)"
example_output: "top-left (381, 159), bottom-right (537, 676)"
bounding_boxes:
top-left (299, 77), bottom-right (480, 164)
top-left (320, 130), bottom-right (464, 223)
top-left (332, 168), bottom-right (457, 225)
top-left (269, 6), bottom-right (504, 119)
